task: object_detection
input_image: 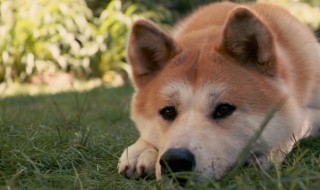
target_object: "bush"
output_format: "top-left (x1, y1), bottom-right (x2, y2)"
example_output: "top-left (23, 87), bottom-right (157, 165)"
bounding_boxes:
top-left (258, 0), bottom-right (320, 29)
top-left (0, 0), bottom-right (318, 86)
top-left (94, 0), bottom-right (171, 82)
top-left (0, 0), bottom-right (98, 83)
top-left (0, 0), bottom-right (171, 85)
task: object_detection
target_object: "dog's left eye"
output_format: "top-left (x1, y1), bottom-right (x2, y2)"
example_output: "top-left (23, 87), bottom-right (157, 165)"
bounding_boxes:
top-left (213, 103), bottom-right (236, 119)
top-left (159, 106), bottom-right (177, 121)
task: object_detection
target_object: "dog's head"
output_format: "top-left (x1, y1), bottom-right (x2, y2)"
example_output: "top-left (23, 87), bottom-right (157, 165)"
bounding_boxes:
top-left (127, 7), bottom-right (301, 182)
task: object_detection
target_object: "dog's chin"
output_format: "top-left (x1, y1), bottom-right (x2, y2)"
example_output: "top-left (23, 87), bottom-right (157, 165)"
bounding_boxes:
top-left (157, 164), bottom-right (234, 186)
top-left (158, 169), bottom-right (229, 186)
top-left (160, 172), bottom-right (214, 186)
top-left (158, 152), bottom-right (272, 186)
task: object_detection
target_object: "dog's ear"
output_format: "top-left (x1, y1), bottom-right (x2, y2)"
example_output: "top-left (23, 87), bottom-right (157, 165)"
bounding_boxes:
top-left (127, 20), bottom-right (181, 88)
top-left (220, 7), bottom-right (276, 76)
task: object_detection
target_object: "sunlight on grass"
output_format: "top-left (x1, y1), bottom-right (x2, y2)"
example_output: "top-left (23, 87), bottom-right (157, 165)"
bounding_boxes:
top-left (0, 78), bottom-right (124, 98)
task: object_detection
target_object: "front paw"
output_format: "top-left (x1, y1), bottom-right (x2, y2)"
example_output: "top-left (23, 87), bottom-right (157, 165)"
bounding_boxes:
top-left (245, 148), bottom-right (287, 170)
top-left (118, 140), bottom-right (158, 179)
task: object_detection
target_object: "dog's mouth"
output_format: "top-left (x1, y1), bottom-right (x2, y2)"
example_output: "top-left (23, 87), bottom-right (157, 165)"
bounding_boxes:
top-left (159, 148), bottom-right (196, 185)
top-left (159, 148), bottom-right (267, 186)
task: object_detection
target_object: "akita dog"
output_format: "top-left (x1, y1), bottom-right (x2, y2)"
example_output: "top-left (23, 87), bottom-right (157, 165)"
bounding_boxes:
top-left (118, 2), bottom-right (320, 183)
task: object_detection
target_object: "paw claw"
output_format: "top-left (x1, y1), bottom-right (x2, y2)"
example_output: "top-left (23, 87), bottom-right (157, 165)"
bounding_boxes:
top-left (118, 141), bottom-right (158, 179)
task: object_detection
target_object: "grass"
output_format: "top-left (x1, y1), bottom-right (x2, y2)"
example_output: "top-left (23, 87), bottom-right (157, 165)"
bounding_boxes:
top-left (0, 85), bottom-right (320, 189)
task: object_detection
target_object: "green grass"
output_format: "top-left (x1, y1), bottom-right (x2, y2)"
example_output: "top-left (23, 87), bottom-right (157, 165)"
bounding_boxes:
top-left (0, 85), bottom-right (320, 189)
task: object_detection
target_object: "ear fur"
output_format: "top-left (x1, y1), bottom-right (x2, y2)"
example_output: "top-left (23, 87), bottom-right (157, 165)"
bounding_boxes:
top-left (221, 7), bottom-right (276, 76)
top-left (127, 20), bottom-right (181, 88)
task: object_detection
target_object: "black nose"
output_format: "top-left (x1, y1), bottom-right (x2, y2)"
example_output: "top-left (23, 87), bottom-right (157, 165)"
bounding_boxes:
top-left (160, 148), bottom-right (196, 183)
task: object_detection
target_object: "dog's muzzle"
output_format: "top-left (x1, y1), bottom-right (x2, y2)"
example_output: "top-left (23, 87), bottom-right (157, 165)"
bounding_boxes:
top-left (160, 148), bottom-right (196, 185)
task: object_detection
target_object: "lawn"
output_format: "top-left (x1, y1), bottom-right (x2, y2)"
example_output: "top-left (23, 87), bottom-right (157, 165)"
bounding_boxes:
top-left (0, 85), bottom-right (320, 189)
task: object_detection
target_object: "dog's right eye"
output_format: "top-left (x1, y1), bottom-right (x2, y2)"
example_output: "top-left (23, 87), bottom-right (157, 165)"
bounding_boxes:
top-left (213, 103), bottom-right (236, 119)
top-left (159, 106), bottom-right (177, 121)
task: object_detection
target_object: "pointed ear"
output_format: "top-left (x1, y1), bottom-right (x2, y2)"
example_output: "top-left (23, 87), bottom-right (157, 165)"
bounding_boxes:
top-left (220, 7), bottom-right (276, 76)
top-left (127, 20), bottom-right (181, 87)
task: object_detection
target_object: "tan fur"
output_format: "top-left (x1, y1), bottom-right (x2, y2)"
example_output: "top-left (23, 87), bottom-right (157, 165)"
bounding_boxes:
top-left (118, 2), bottom-right (320, 181)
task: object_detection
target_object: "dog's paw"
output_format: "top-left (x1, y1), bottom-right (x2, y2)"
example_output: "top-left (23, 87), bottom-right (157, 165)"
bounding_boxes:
top-left (246, 148), bottom-right (288, 170)
top-left (118, 140), bottom-right (158, 179)
top-left (245, 153), bottom-right (272, 169)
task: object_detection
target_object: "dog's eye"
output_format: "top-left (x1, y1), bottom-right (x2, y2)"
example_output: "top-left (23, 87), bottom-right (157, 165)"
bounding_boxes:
top-left (159, 106), bottom-right (177, 121)
top-left (213, 103), bottom-right (236, 119)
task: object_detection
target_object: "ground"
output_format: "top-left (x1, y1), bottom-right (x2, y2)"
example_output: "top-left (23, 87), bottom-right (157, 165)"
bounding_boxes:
top-left (0, 85), bottom-right (320, 189)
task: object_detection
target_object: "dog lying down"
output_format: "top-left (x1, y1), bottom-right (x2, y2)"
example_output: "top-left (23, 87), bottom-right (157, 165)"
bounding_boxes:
top-left (118, 2), bottom-right (320, 184)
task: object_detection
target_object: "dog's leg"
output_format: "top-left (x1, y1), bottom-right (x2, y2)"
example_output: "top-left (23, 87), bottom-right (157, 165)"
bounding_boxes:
top-left (118, 138), bottom-right (158, 179)
top-left (250, 144), bottom-right (293, 171)
top-left (308, 107), bottom-right (320, 137)
top-left (307, 83), bottom-right (320, 137)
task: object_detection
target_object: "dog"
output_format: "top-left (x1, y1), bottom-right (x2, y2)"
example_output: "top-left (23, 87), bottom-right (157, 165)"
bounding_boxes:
top-left (118, 2), bottom-right (320, 184)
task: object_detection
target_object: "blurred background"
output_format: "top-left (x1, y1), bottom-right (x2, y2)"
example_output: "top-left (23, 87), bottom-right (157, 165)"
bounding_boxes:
top-left (0, 0), bottom-right (319, 96)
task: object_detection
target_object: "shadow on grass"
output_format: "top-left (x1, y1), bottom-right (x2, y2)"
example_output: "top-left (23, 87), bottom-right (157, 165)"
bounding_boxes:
top-left (0, 85), bottom-right (145, 189)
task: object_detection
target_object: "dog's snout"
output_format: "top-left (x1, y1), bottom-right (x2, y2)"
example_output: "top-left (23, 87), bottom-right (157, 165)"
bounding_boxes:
top-left (160, 148), bottom-right (196, 174)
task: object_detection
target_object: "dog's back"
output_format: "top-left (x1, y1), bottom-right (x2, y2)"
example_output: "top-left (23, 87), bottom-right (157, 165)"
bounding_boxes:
top-left (173, 2), bottom-right (320, 107)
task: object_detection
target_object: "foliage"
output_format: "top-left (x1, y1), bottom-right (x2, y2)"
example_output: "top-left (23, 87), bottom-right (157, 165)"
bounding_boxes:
top-left (0, 0), bottom-right (98, 83)
top-left (94, 0), bottom-right (171, 81)
top-left (0, 0), bottom-right (319, 86)
top-left (0, 0), bottom-right (171, 85)
top-left (259, 0), bottom-right (320, 29)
